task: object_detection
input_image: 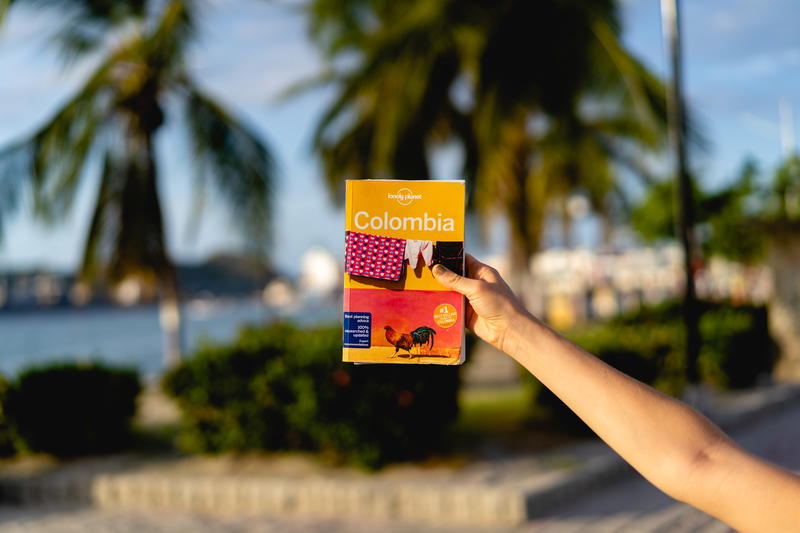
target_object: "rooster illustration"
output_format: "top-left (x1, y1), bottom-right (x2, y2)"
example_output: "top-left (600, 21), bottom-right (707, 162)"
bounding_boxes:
top-left (411, 326), bottom-right (436, 350)
top-left (384, 325), bottom-right (437, 358)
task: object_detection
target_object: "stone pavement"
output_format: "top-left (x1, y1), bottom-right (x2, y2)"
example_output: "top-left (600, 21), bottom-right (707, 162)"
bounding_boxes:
top-left (1, 385), bottom-right (799, 532)
top-left (0, 505), bottom-right (457, 533)
top-left (527, 387), bottom-right (800, 532)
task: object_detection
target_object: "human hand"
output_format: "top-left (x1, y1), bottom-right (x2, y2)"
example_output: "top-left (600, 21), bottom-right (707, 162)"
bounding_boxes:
top-left (432, 254), bottom-right (530, 355)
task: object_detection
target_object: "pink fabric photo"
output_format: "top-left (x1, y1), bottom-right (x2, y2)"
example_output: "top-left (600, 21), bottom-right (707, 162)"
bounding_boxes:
top-left (345, 231), bottom-right (407, 281)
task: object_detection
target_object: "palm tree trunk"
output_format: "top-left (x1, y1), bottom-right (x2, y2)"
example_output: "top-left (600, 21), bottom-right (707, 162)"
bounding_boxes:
top-left (159, 264), bottom-right (184, 369)
top-left (131, 106), bottom-right (182, 368)
top-left (508, 235), bottom-right (531, 294)
top-left (508, 222), bottom-right (545, 317)
top-left (140, 132), bottom-right (184, 368)
top-left (508, 164), bottom-right (545, 316)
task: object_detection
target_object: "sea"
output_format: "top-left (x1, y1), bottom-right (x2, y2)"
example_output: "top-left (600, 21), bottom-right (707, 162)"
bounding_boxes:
top-left (0, 298), bottom-right (340, 380)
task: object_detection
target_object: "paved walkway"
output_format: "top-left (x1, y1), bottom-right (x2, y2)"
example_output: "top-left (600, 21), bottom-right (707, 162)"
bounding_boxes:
top-left (1, 391), bottom-right (798, 532)
top-left (526, 392), bottom-right (800, 532)
top-left (0, 506), bottom-right (435, 533)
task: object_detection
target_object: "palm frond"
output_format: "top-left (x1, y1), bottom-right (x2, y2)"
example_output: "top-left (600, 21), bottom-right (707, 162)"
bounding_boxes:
top-left (144, 0), bottom-right (198, 72)
top-left (319, 111), bottom-right (380, 198)
top-left (275, 69), bottom-right (338, 103)
top-left (49, 23), bottom-right (107, 66)
top-left (0, 0), bottom-right (9, 29)
top-left (80, 143), bottom-right (171, 286)
top-left (184, 84), bottom-right (275, 252)
top-left (319, 113), bottom-right (375, 204)
top-left (21, 0), bottom-right (147, 25)
top-left (304, 0), bottom-right (674, 262)
top-left (0, 143), bottom-right (26, 243)
top-left (304, 0), bottom-right (398, 57)
top-left (80, 152), bottom-right (121, 282)
top-left (0, 58), bottom-right (112, 226)
top-left (312, 36), bottom-right (461, 185)
top-left (14, 0), bottom-right (148, 63)
top-left (590, 19), bottom-right (665, 145)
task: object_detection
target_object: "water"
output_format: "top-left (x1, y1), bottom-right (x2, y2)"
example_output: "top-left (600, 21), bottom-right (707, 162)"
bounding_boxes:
top-left (0, 298), bottom-right (340, 379)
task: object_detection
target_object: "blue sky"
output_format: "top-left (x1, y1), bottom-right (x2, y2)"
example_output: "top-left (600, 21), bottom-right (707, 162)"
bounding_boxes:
top-left (0, 0), bottom-right (798, 275)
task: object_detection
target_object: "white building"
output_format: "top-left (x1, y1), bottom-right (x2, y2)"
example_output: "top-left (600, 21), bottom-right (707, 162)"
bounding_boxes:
top-left (299, 246), bottom-right (341, 298)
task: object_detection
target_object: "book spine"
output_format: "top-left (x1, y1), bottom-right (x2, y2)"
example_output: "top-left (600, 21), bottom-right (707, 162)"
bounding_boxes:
top-left (342, 180), bottom-right (352, 362)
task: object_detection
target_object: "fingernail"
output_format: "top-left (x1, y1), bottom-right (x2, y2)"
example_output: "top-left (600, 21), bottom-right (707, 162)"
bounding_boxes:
top-left (432, 264), bottom-right (449, 276)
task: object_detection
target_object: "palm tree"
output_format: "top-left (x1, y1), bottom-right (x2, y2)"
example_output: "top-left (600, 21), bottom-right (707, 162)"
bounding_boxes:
top-left (304, 0), bottom-right (666, 299)
top-left (0, 0), bottom-right (275, 366)
top-left (0, 0), bottom-right (8, 25)
top-left (303, 0), bottom-right (477, 199)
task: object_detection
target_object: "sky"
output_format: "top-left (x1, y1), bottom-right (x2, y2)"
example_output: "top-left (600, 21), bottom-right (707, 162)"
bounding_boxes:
top-left (0, 0), bottom-right (798, 276)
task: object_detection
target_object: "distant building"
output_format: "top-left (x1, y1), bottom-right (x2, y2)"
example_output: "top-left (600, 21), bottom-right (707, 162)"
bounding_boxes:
top-left (0, 271), bottom-right (73, 310)
top-left (486, 245), bottom-right (771, 329)
top-left (0, 253), bottom-right (276, 310)
top-left (263, 278), bottom-right (296, 308)
top-left (299, 246), bottom-right (341, 298)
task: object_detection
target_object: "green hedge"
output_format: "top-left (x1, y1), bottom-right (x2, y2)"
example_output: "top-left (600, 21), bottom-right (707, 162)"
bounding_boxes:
top-left (529, 301), bottom-right (775, 433)
top-left (5, 363), bottom-right (141, 457)
top-left (0, 375), bottom-right (16, 457)
top-left (163, 323), bottom-right (460, 468)
top-left (699, 304), bottom-right (775, 389)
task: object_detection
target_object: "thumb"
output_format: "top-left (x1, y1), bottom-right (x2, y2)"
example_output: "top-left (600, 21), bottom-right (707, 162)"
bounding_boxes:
top-left (432, 263), bottom-right (472, 294)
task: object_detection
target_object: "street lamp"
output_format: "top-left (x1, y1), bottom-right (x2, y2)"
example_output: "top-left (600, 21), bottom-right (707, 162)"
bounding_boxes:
top-left (660, 0), bottom-right (701, 388)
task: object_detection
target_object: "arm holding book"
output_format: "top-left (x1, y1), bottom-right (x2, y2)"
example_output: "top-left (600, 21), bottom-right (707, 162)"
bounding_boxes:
top-left (432, 255), bottom-right (800, 533)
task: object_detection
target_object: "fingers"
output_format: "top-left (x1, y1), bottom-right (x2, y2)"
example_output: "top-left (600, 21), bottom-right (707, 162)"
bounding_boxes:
top-left (464, 253), bottom-right (483, 277)
top-left (465, 253), bottom-right (501, 282)
top-left (464, 301), bottom-right (478, 333)
top-left (432, 263), bottom-right (480, 295)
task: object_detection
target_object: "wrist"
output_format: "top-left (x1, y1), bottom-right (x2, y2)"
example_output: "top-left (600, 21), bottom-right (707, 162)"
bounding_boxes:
top-left (500, 305), bottom-right (539, 359)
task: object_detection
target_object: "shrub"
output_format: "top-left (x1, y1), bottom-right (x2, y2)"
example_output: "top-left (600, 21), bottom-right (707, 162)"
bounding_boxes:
top-left (164, 323), bottom-right (460, 468)
top-left (6, 363), bottom-right (140, 457)
top-left (699, 305), bottom-right (776, 389)
top-left (162, 325), bottom-right (293, 453)
top-left (527, 320), bottom-right (683, 434)
top-left (529, 301), bottom-right (774, 433)
top-left (0, 375), bottom-right (16, 457)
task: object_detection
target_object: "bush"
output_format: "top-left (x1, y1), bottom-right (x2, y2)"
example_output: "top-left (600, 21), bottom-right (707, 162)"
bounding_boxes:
top-left (0, 375), bottom-right (17, 457)
top-left (699, 305), bottom-right (776, 389)
top-left (164, 323), bottom-right (460, 468)
top-left (528, 301), bottom-right (774, 433)
top-left (6, 363), bottom-right (141, 457)
top-left (528, 320), bottom-right (683, 434)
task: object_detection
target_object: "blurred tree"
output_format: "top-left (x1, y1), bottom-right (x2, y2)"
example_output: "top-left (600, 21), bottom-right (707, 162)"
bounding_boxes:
top-left (0, 1), bottom-right (275, 366)
top-left (303, 0), bottom-right (667, 295)
top-left (765, 154), bottom-right (800, 222)
top-left (632, 155), bottom-right (800, 379)
top-left (632, 158), bottom-right (768, 265)
top-left (761, 155), bottom-right (800, 380)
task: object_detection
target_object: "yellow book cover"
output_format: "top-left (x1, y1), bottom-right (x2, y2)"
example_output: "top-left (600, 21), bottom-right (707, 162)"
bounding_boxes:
top-left (342, 179), bottom-right (466, 365)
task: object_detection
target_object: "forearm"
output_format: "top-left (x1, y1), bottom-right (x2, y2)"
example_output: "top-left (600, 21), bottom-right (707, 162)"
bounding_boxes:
top-left (503, 310), bottom-right (728, 498)
top-left (436, 254), bottom-right (800, 531)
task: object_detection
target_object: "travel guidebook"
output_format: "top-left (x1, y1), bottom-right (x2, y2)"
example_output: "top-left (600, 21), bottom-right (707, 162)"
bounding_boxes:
top-left (342, 179), bottom-right (466, 365)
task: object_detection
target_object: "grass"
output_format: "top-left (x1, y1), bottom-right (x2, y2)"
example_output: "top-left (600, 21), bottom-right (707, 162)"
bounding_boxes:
top-left (131, 382), bottom-right (182, 453)
top-left (457, 385), bottom-right (533, 433)
top-left (448, 384), bottom-right (583, 458)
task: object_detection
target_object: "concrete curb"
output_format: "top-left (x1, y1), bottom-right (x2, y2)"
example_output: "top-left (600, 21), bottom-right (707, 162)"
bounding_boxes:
top-left (1, 474), bottom-right (528, 527)
top-left (1, 385), bottom-right (798, 527)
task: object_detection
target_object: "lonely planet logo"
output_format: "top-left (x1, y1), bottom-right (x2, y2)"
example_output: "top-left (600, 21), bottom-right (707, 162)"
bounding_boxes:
top-left (388, 188), bottom-right (422, 206)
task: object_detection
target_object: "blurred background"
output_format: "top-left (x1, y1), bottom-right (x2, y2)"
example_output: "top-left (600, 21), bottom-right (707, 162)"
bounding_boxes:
top-left (0, 0), bottom-right (799, 532)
